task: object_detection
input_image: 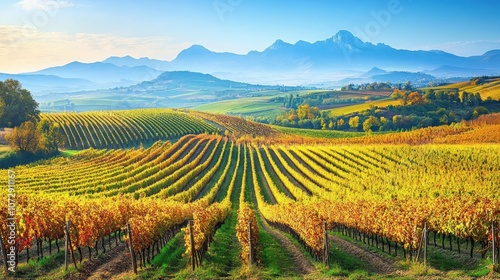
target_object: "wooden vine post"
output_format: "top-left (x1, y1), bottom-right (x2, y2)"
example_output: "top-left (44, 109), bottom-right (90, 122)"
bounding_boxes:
top-left (323, 221), bottom-right (330, 267)
top-left (492, 221), bottom-right (496, 265)
top-left (64, 221), bottom-right (69, 270)
top-left (423, 222), bottom-right (427, 267)
top-left (189, 220), bottom-right (196, 271)
top-left (248, 222), bottom-right (253, 265)
top-left (126, 223), bottom-right (137, 274)
top-left (64, 221), bottom-right (77, 270)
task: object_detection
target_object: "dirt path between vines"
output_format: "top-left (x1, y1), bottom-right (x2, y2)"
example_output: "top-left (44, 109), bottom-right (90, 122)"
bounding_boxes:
top-left (328, 234), bottom-right (395, 274)
top-left (259, 216), bottom-right (315, 275)
top-left (72, 242), bottom-right (134, 280)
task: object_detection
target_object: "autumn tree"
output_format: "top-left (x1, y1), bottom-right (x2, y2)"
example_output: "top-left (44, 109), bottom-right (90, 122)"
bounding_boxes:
top-left (6, 119), bottom-right (64, 155)
top-left (5, 121), bottom-right (41, 153)
top-left (407, 91), bottom-right (424, 105)
top-left (349, 116), bottom-right (360, 130)
top-left (337, 118), bottom-right (345, 129)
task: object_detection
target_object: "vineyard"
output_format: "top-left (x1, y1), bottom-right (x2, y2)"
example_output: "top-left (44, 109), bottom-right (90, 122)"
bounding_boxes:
top-left (41, 109), bottom-right (216, 149)
top-left (1, 111), bottom-right (499, 279)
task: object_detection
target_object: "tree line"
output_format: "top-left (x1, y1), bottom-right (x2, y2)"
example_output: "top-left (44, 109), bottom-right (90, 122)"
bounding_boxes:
top-left (260, 86), bottom-right (498, 132)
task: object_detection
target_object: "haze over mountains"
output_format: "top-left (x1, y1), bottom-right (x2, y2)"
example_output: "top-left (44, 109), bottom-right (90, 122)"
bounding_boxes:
top-left (3, 30), bottom-right (500, 94)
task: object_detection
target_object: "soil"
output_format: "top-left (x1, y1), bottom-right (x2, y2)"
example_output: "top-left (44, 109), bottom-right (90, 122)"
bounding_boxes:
top-left (328, 234), bottom-right (395, 274)
top-left (259, 216), bottom-right (315, 275)
top-left (71, 243), bottom-right (133, 280)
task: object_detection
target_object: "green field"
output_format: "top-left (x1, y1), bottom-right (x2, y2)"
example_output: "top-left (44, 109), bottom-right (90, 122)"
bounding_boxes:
top-left (273, 126), bottom-right (366, 139)
top-left (194, 95), bottom-right (286, 119)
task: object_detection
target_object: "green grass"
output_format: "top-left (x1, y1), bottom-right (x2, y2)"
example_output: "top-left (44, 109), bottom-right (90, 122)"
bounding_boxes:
top-left (174, 209), bottom-right (243, 280)
top-left (254, 212), bottom-right (300, 278)
top-left (274, 125), bottom-right (367, 139)
top-left (330, 230), bottom-right (498, 279)
top-left (139, 231), bottom-right (187, 279)
top-left (60, 149), bottom-right (81, 157)
top-left (0, 251), bottom-right (78, 280)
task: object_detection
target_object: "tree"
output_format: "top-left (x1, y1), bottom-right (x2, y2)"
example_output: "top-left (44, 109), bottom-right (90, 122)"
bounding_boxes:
top-left (403, 81), bottom-right (413, 91)
top-left (473, 92), bottom-right (482, 106)
top-left (337, 118), bottom-right (345, 129)
top-left (363, 116), bottom-right (380, 132)
top-left (0, 79), bottom-right (40, 127)
top-left (348, 116), bottom-right (360, 130)
top-left (423, 89), bottom-right (435, 102)
top-left (297, 104), bottom-right (309, 120)
top-left (407, 91), bottom-right (424, 105)
top-left (38, 119), bottom-right (65, 154)
top-left (473, 106), bottom-right (488, 118)
top-left (5, 121), bottom-right (41, 153)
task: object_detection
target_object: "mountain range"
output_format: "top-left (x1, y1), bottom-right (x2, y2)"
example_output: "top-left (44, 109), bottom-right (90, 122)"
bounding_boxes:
top-left (4, 30), bottom-right (500, 93)
top-left (99, 30), bottom-right (500, 84)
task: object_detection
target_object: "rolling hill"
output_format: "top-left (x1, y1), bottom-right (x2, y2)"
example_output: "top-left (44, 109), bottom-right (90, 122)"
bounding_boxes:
top-left (37, 71), bottom-right (304, 111)
top-left (427, 76), bottom-right (500, 100)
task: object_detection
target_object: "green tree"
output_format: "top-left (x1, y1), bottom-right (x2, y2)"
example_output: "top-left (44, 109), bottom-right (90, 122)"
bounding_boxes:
top-left (423, 89), bottom-right (435, 102)
top-left (473, 106), bottom-right (488, 118)
top-left (37, 119), bottom-right (65, 154)
top-left (0, 79), bottom-right (40, 127)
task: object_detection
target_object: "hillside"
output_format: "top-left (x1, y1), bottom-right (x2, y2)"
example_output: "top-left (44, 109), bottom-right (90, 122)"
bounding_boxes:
top-left (428, 76), bottom-right (500, 100)
top-left (40, 109), bottom-right (216, 149)
top-left (37, 71), bottom-right (303, 112)
top-left (1, 108), bottom-right (499, 279)
top-left (1, 112), bottom-right (499, 279)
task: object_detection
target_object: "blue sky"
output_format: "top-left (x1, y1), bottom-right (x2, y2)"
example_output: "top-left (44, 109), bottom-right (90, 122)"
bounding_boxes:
top-left (0, 0), bottom-right (499, 73)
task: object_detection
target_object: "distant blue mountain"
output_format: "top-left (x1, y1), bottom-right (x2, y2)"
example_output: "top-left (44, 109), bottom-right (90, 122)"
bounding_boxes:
top-left (96, 30), bottom-right (500, 85)
top-left (166, 30), bottom-right (500, 75)
top-left (0, 73), bottom-right (96, 95)
top-left (135, 71), bottom-right (254, 90)
top-left (5, 30), bottom-right (500, 92)
top-left (28, 61), bottom-right (162, 84)
top-left (102, 55), bottom-right (170, 70)
top-left (333, 68), bottom-right (437, 88)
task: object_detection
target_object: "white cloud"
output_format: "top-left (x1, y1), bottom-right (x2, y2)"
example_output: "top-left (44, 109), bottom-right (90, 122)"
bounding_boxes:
top-left (18, 0), bottom-right (74, 11)
top-left (0, 25), bottom-right (190, 73)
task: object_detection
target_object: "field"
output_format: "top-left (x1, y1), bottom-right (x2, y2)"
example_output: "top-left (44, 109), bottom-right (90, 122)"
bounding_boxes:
top-left (193, 95), bottom-right (286, 119)
top-left (1, 110), bottom-right (499, 279)
top-left (193, 89), bottom-right (394, 120)
top-left (326, 98), bottom-right (401, 116)
top-left (426, 77), bottom-right (500, 100)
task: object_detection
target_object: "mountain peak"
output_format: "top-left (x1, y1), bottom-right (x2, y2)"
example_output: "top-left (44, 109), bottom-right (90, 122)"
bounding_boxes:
top-left (333, 30), bottom-right (355, 40)
top-left (267, 39), bottom-right (290, 50)
top-left (363, 67), bottom-right (387, 77)
top-left (331, 30), bottom-right (364, 46)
